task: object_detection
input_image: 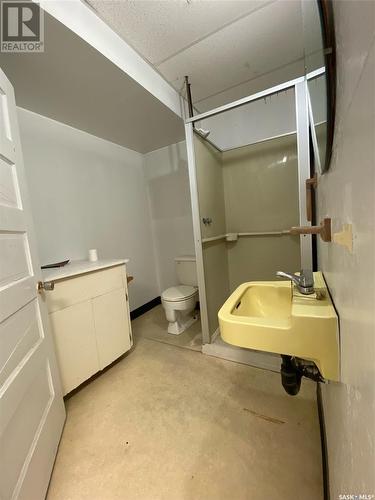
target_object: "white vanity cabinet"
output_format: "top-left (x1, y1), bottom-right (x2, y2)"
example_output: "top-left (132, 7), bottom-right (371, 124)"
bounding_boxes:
top-left (42, 260), bottom-right (132, 395)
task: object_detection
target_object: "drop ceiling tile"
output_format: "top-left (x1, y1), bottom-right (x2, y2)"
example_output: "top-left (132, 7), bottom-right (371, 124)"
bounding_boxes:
top-left (196, 59), bottom-right (304, 112)
top-left (157, 0), bottom-right (304, 102)
top-left (87, 0), bottom-right (273, 64)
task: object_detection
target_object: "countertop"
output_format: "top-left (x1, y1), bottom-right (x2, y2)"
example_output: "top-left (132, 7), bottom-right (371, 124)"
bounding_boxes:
top-left (42, 259), bottom-right (129, 282)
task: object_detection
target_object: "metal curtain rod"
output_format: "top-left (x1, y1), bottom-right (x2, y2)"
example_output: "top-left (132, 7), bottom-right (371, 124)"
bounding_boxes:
top-left (184, 75), bottom-right (194, 120)
top-left (185, 75), bottom-right (305, 124)
top-left (221, 130), bottom-right (297, 153)
top-left (306, 66), bottom-right (325, 81)
top-left (193, 129), bottom-right (298, 156)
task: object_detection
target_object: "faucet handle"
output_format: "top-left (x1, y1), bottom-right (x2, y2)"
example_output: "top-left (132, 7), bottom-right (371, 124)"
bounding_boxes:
top-left (276, 270), bottom-right (315, 295)
top-left (299, 269), bottom-right (314, 288)
top-left (276, 271), bottom-right (298, 281)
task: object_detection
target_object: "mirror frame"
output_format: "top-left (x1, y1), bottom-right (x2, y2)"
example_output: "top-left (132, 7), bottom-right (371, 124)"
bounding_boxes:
top-left (317, 0), bottom-right (336, 173)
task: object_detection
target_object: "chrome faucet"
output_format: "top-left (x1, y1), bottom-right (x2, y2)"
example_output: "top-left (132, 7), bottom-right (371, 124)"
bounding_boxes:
top-left (276, 269), bottom-right (314, 295)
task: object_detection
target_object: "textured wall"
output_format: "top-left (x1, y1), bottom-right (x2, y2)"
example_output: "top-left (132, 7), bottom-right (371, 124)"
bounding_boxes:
top-left (317, 1), bottom-right (375, 496)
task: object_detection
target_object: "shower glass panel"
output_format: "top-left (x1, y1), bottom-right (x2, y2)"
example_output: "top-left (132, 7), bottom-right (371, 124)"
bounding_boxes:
top-left (193, 88), bottom-right (301, 340)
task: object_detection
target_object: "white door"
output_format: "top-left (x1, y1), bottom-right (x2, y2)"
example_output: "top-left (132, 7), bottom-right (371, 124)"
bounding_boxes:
top-left (0, 68), bottom-right (65, 499)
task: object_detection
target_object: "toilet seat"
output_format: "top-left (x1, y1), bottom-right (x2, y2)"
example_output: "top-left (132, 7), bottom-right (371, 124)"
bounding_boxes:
top-left (161, 285), bottom-right (197, 302)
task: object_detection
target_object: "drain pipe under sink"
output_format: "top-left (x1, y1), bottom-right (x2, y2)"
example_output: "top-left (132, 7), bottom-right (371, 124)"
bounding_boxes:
top-left (280, 355), bottom-right (324, 395)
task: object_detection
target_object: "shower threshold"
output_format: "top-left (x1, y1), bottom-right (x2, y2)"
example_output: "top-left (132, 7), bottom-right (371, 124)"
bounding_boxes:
top-left (202, 331), bottom-right (281, 372)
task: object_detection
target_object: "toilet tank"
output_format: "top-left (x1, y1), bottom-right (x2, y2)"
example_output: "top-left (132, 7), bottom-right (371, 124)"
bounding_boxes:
top-left (175, 256), bottom-right (197, 286)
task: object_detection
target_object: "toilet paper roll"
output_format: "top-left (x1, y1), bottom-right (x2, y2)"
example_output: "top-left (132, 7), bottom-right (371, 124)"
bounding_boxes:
top-left (88, 248), bottom-right (98, 262)
top-left (226, 233), bottom-right (238, 242)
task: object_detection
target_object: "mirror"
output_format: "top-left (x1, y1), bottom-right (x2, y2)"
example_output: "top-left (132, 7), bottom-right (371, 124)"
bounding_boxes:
top-left (302, 0), bottom-right (336, 173)
top-left (307, 72), bottom-right (327, 172)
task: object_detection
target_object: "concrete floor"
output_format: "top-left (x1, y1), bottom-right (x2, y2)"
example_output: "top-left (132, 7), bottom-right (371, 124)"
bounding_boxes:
top-left (47, 315), bottom-right (323, 500)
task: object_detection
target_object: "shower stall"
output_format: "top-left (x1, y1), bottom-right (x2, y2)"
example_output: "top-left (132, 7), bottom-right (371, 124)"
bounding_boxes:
top-left (185, 75), bottom-right (320, 355)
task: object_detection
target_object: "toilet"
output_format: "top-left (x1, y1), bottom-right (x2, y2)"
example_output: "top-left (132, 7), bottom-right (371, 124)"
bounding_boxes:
top-left (161, 256), bottom-right (199, 335)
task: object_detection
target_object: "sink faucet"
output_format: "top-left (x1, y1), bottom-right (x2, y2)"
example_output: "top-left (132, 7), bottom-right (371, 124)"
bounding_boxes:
top-left (276, 269), bottom-right (314, 295)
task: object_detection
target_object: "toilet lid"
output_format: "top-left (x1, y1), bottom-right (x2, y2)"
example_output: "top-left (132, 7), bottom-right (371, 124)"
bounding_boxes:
top-left (162, 285), bottom-right (197, 302)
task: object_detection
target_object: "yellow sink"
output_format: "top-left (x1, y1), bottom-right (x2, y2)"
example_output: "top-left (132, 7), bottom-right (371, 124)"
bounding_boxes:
top-left (218, 272), bottom-right (339, 381)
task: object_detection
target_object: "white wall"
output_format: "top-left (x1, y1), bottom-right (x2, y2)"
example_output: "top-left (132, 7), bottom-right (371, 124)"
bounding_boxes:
top-left (317, 1), bottom-right (375, 496)
top-left (18, 108), bottom-right (159, 311)
top-left (143, 141), bottom-right (195, 293)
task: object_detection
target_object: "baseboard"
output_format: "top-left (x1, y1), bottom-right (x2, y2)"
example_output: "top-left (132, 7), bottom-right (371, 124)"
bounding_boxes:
top-left (130, 296), bottom-right (161, 320)
top-left (317, 382), bottom-right (330, 500)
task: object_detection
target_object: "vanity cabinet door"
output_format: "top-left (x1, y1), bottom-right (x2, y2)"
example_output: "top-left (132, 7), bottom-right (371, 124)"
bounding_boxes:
top-left (92, 288), bottom-right (131, 370)
top-left (49, 301), bottom-right (100, 395)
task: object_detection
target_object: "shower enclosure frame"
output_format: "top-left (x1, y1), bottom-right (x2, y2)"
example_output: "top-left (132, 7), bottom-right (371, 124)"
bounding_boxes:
top-left (185, 76), bottom-right (313, 344)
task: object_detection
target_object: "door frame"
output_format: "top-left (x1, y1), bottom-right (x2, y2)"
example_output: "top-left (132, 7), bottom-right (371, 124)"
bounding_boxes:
top-left (185, 75), bottom-right (314, 344)
top-left (185, 123), bottom-right (210, 344)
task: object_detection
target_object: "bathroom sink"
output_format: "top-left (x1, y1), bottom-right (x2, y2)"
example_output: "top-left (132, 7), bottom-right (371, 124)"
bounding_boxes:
top-left (218, 272), bottom-right (339, 381)
top-left (231, 283), bottom-right (292, 321)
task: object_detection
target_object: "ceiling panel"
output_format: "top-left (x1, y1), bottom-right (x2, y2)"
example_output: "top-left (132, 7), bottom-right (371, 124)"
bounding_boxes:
top-left (86, 0), bottom-right (306, 110)
top-left (87, 0), bottom-right (273, 65)
top-left (0, 13), bottom-right (184, 153)
top-left (197, 59), bottom-right (304, 112)
top-left (158, 0), bottom-right (304, 103)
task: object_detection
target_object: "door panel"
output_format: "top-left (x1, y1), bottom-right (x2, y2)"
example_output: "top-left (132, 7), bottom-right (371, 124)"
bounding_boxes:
top-left (0, 157), bottom-right (20, 208)
top-left (0, 90), bottom-right (16, 163)
top-left (0, 276), bottom-right (35, 324)
top-left (0, 233), bottom-right (30, 286)
top-left (0, 67), bottom-right (65, 500)
top-left (0, 301), bottom-right (41, 386)
top-left (1, 351), bottom-right (54, 500)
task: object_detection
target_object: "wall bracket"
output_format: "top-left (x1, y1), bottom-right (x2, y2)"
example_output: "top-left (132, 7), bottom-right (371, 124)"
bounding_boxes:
top-left (290, 217), bottom-right (331, 242)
